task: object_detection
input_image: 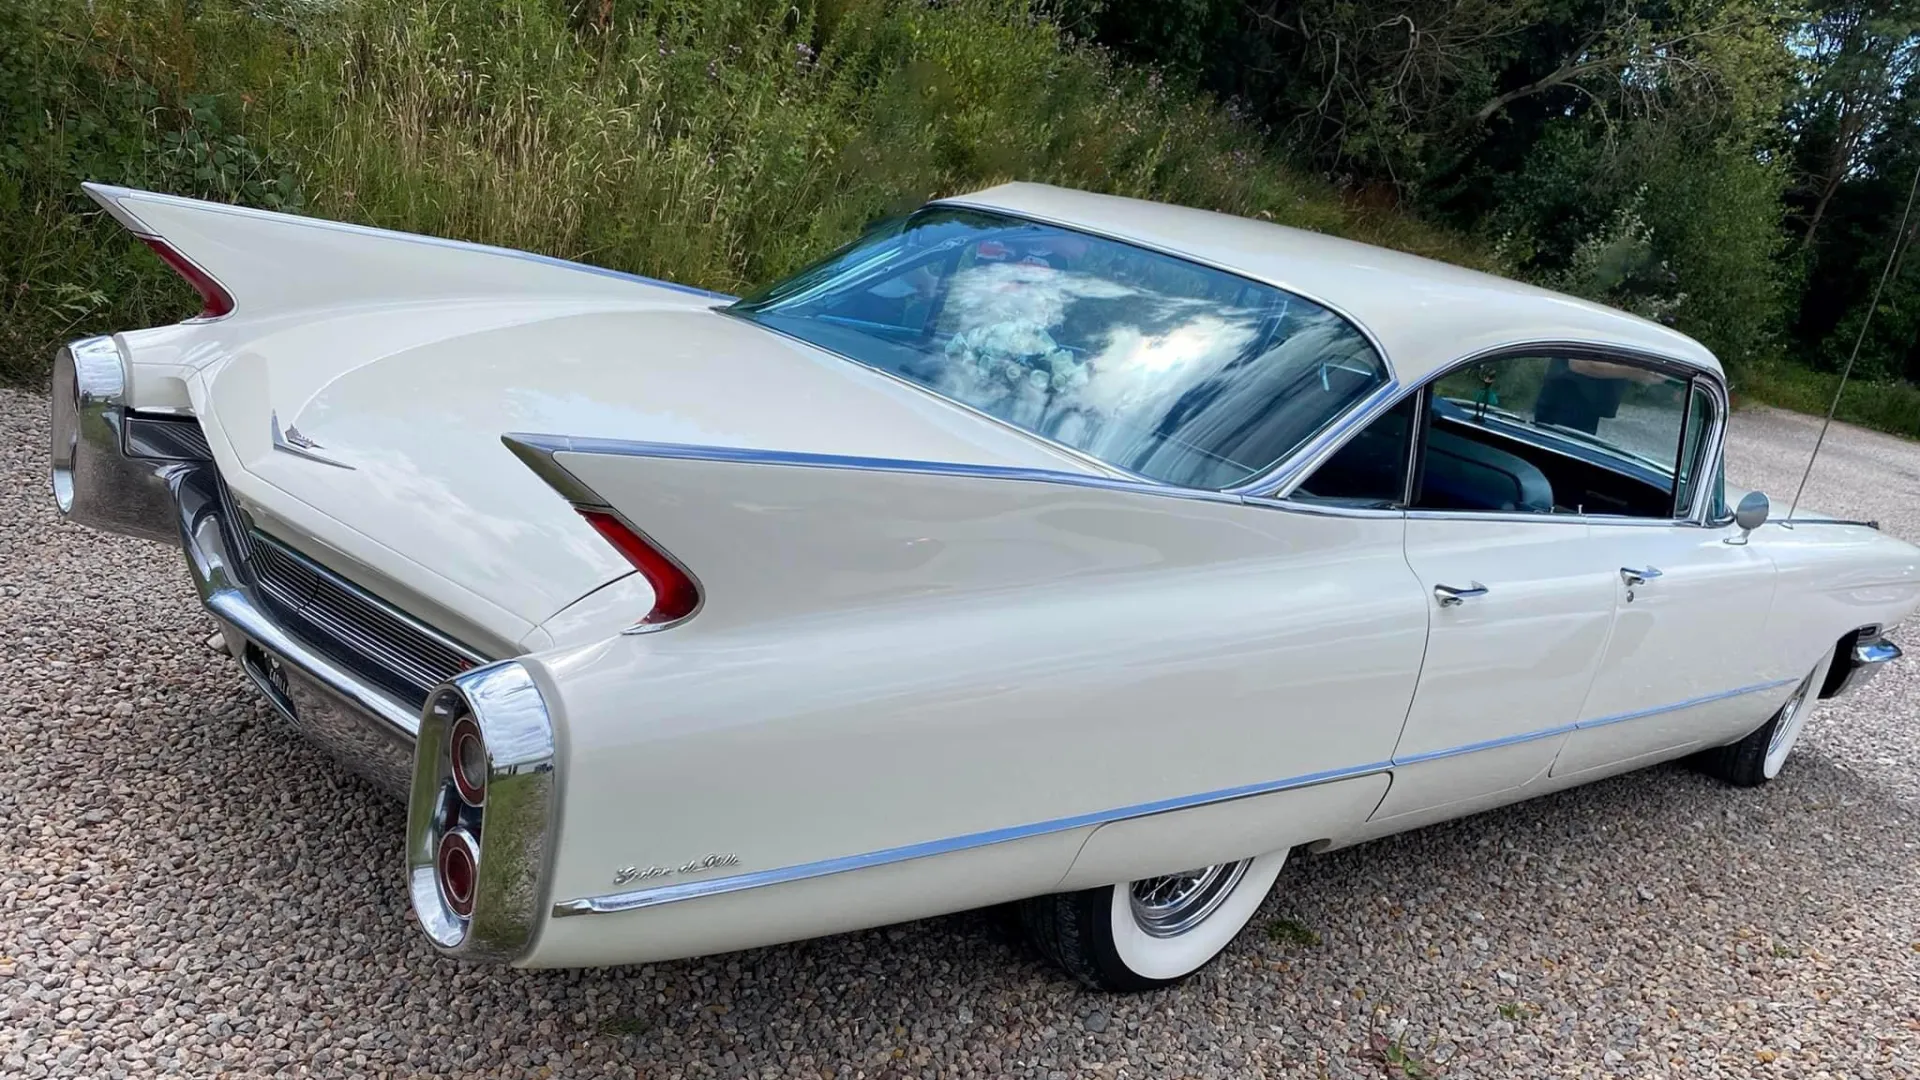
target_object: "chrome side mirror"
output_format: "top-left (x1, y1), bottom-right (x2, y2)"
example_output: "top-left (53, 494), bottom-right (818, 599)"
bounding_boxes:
top-left (1728, 491), bottom-right (1769, 544)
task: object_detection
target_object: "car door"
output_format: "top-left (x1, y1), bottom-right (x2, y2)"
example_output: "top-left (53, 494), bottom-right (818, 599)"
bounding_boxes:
top-left (1292, 357), bottom-right (1622, 822)
top-left (1552, 378), bottom-right (1780, 778)
top-left (1383, 513), bottom-right (1620, 815)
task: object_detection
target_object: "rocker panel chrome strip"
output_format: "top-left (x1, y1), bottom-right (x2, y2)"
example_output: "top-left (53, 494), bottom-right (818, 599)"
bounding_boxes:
top-left (549, 677), bottom-right (1797, 918)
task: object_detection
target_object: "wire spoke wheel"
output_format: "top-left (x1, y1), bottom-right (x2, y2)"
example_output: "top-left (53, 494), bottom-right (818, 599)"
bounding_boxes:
top-left (1127, 860), bottom-right (1251, 938)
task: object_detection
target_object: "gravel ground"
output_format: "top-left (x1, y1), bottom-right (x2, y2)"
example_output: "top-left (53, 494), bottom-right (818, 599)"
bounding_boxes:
top-left (2, 391), bottom-right (1917, 1079)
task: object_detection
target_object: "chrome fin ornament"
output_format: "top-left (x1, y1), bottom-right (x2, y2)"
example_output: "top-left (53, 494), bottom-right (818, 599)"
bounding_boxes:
top-left (271, 410), bottom-right (355, 470)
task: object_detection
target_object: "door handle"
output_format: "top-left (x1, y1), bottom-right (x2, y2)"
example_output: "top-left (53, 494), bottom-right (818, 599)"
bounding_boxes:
top-left (1433, 582), bottom-right (1489, 608)
top-left (1620, 566), bottom-right (1663, 587)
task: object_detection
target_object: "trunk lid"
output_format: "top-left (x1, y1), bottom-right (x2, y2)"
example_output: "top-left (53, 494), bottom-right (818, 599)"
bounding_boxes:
top-left (198, 304), bottom-right (1105, 630)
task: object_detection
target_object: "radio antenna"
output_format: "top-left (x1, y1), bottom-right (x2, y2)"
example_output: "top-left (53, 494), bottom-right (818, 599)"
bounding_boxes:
top-left (1787, 158), bottom-right (1920, 523)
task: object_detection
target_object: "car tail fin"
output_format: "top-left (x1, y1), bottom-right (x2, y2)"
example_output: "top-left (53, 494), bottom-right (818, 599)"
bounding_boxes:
top-left (81, 183), bottom-right (724, 321)
top-left (502, 434), bottom-right (1260, 633)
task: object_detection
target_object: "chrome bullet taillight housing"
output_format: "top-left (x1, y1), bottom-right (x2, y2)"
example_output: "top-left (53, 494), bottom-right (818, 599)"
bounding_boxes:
top-left (405, 661), bottom-right (557, 962)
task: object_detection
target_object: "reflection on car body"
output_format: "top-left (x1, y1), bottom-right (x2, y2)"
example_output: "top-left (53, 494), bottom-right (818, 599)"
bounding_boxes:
top-left (49, 179), bottom-right (1918, 991)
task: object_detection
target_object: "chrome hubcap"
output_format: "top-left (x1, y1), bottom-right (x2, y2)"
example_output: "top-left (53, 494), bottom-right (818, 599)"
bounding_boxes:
top-left (1128, 860), bottom-right (1251, 938)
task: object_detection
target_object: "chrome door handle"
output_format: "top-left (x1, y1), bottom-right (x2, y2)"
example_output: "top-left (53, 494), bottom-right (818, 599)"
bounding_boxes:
top-left (1433, 582), bottom-right (1489, 607)
top-left (1620, 566), bottom-right (1663, 587)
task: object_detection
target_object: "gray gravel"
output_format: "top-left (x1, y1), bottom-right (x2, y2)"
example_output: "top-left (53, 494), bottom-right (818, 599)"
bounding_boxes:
top-left (3, 390), bottom-right (1918, 1079)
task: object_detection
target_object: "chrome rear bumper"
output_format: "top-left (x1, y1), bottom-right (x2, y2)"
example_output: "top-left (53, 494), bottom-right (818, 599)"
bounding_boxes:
top-left (50, 335), bottom-right (427, 796)
top-left (50, 337), bottom-right (182, 544)
top-left (174, 469), bottom-right (421, 795)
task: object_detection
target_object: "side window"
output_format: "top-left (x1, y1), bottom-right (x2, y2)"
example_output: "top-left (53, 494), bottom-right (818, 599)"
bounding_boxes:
top-left (1293, 394), bottom-right (1418, 507)
top-left (1414, 354), bottom-right (1695, 518)
top-left (1673, 381), bottom-right (1716, 516)
top-left (1707, 455), bottom-right (1731, 522)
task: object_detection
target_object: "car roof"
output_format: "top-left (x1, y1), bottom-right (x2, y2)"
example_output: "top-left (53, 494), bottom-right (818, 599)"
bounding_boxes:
top-left (934, 182), bottom-right (1722, 385)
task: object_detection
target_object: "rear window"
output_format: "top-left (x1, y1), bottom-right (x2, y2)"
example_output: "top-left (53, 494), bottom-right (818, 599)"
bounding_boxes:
top-left (730, 208), bottom-right (1386, 489)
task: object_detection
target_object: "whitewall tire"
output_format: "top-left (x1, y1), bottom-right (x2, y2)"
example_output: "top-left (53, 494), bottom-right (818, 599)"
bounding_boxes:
top-left (1020, 851), bottom-right (1288, 991)
top-left (1693, 655), bottom-right (1828, 788)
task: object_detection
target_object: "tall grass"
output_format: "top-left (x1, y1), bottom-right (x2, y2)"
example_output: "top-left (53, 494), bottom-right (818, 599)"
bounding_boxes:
top-left (0, 0), bottom-right (1496, 383)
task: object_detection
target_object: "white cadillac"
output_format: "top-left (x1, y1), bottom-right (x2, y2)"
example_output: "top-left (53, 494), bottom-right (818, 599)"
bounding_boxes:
top-left (51, 181), bottom-right (1917, 990)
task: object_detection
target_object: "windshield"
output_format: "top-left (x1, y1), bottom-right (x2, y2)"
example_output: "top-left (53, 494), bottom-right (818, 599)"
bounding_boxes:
top-left (729, 208), bottom-right (1388, 489)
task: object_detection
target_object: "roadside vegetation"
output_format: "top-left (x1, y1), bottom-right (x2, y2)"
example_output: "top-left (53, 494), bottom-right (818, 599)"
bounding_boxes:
top-left (0, 0), bottom-right (1483, 382)
top-left (1, 0), bottom-right (1915, 437)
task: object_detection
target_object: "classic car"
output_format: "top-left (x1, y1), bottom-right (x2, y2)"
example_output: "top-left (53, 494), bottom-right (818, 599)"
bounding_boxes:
top-left (50, 180), bottom-right (1917, 991)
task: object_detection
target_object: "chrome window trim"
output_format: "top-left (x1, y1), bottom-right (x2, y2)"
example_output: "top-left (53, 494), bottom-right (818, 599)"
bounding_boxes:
top-left (1243, 496), bottom-right (1407, 520)
top-left (550, 676), bottom-right (1797, 918)
top-left (736, 200), bottom-right (1398, 493)
top-left (1258, 339), bottom-right (1732, 530)
top-left (1221, 378), bottom-right (1404, 497)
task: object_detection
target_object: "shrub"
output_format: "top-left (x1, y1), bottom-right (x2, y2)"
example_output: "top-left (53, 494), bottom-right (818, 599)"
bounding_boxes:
top-left (0, 0), bottom-right (1498, 383)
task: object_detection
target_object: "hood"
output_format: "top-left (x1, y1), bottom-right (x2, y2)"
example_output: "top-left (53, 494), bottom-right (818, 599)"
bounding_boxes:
top-left (198, 303), bottom-right (1102, 628)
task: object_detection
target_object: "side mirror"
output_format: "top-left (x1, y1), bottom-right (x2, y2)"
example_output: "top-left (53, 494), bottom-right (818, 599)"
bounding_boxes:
top-left (1731, 490), bottom-right (1770, 542)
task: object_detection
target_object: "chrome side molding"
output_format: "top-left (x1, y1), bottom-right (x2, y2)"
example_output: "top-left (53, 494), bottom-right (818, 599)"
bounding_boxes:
top-left (549, 677), bottom-right (1798, 919)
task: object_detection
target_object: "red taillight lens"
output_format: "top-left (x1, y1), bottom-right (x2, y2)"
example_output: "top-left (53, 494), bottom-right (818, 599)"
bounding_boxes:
top-left (139, 236), bottom-right (234, 320)
top-left (448, 715), bottom-right (488, 806)
top-left (578, 508), bottom-right (701, 626)
top-left (436, 830), bottom-right (479, 918)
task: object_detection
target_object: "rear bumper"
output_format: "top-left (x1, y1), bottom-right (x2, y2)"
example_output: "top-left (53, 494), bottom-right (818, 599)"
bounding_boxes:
top-left (50, 336), bottom-right (430, 796)
top-left (174, 467), bottom-right (422, 795)
top-left (49, 337), bottom-right (183, 545)
top-left (51, 332), bottom-right (558, 962)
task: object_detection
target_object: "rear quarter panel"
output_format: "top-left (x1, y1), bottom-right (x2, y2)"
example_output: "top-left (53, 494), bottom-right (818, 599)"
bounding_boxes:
top-left (517, 480), bottom-right (1429, 963)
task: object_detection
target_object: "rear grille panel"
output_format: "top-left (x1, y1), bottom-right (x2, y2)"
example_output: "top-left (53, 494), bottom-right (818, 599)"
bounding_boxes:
top-left (212, 475), bottom-right (484, 708)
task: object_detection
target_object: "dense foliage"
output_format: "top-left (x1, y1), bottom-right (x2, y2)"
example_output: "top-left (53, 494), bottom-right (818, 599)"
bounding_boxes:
top-left (0, 0), bottom-right (1479, 383)
top-left (0, 0), bottom-right (1916, 434)
top-left (1073, 0), bottom-right (1920, 427)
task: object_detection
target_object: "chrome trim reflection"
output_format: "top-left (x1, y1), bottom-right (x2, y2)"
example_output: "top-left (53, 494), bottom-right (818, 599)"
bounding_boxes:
top-left (1388, 677), bottom-right (1799, 767)
top-left (174, 467), bottom-right (422, 749)
top-left (501, 433), bottom-right (1251, 507)
top-left (1825, 635), bottom-right (1901, 699)
top-left (551, 757), bottom-right (1394, 918)
top-left (270, 410), bottom-right (355, 470)
top-left (407, 663), bottom-right (558, 964)
top-left (49, 336), bottom-right (181, 544)
top-left (550, 676), bottom-right (1800, 918)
